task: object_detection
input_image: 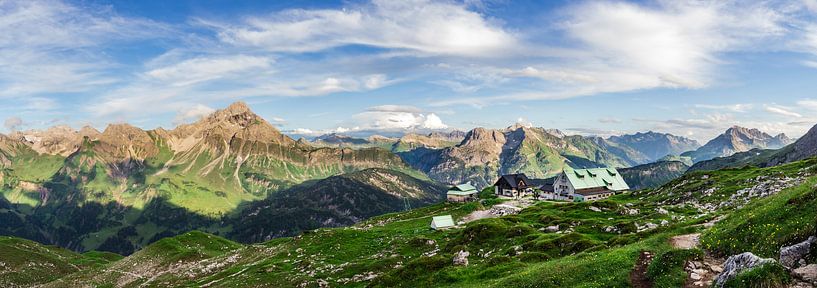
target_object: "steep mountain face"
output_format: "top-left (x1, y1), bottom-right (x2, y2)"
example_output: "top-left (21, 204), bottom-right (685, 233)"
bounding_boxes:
top-left (619, 161), bottom-right (689, 190)
top-left (313, 133), bottom-right (370, 146)
top-left (607, 131), bottom-right (700, 162)
top-left (229, 168), bottom-right (446, 243)
top-left (681, 126), bottom-right (792, 163)
top-left (403, 126), bottom-right (643, 188)
top-left (766, 123), bottom-right (817, 166)
top-left (392, 130), bottom-right (466, 152)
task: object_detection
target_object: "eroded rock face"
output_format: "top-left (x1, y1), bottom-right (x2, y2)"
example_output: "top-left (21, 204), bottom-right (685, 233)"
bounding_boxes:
top-left (793, 264), bottom-right (817, 284)
top-left (781, 236), bottom-right (816, 268)
top-left (713, 252), bottom-right (776, 288)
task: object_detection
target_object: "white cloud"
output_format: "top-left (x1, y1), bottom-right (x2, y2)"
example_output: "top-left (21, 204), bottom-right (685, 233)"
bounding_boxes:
top-left (345, 105), bottom-right (449, 131)
top-left (290, 128), bottom-right (315, 135)
top-left (598, 117), bottom-right (622, 124)
top-left (4, 117), bottom-right (23, 132)
top-left (432, 1), bottom-right (790, 106)
top-left (422, 114), bottom-right (448, 129)
top-left (805, 0), bottom-right (817, 13)
top-left (798, 99), bottom-right (817, 110)
top-left (764, 105), bottom-right (803, 118)
top-left (563, 1), bottom-right (783, 88)
top-left (208, 0), bottom-right (517, 56)
top-left (146, 55), bottom-right (273, 87)
top-left (173, 104), bottom-right (216, 125)
top-left (0, 0), bottom-right (170, 97)
top-left (694, 103), bottom-right (754, 113)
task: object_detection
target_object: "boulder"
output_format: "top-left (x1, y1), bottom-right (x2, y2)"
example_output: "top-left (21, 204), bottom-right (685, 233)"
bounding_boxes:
top-left (713, 252), bottom-right (776, 287)
top-left (656, 207), bottom-right (669, 215)
top-left (545, 225), bottom-right (560, 233)
top-left (453, 250), bottom-right (469, 266)
top-left (589, 206), bottom-right (602, 212)
top-left (780, 236), bottom-right (816, 268)
top-left (793, 264), bottom-right (817, 284)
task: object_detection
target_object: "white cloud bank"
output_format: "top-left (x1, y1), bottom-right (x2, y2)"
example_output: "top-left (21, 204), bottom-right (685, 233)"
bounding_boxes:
top-left (208, 0), bottom-right (516, 57)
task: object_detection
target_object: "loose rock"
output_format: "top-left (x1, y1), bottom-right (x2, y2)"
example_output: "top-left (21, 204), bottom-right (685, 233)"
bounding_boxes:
top-left (780, 236), bottom-right (816, 268)
top-left (713, 252), bottom-right (776, 288)
top-left (453, 250), bottom-right (469, 266)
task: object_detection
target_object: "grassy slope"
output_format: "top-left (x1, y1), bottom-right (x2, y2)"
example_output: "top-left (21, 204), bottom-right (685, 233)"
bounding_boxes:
top-left (44, 194), bottom-right (709, 287)
top-left (702, 176), bottom-right (817, 258)
top-left (0, 236), bottom-right (120, 287)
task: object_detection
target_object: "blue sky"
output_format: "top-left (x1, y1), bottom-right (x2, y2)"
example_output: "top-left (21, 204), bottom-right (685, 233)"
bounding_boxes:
top-left (2, 0), bottom-right (817, 142)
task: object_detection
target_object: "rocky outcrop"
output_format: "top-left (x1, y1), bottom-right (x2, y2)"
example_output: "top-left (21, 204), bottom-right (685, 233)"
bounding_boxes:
top-left (780, 236), bottom-right (816, 268)
top-left (713, 252), bottom-right (776, 287)
top-left (453, 250), bottom-right (469, 266)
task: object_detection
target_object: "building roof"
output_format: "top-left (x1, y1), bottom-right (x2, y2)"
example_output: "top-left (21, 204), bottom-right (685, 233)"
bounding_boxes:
top-left (494, 173), bottom-right (531, 189)
top-left (564, 168), bottom-right (630, 191)
top-left (447, 183), bottom-right (478, 196)
top-left (528, 177), bottom-right (555, 192)
top-left (431, 215), bottom-right (455, 229)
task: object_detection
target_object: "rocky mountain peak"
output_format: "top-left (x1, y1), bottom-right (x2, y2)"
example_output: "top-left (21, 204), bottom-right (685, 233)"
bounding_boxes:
top-left (102, 123), bottom-right (146, 139)
top-left (682, 126), bottom-right (792, 163)
top-left (207, 101), bottom-right (261, 128)
top-left (724, 126), bottom-right (767, 139)
top-left (462, 127), bottom-right (506, 146)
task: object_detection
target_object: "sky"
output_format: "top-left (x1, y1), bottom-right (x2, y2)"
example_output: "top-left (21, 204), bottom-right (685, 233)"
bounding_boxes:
top-left (2, 0), bottom-right (817, 142)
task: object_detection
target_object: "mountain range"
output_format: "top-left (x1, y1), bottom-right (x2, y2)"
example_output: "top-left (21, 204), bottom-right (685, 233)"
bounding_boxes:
top-left (681, 126), bottom-right (792, 163)
top-left (0, 101), bottom-right (800, 256)
top-left (689, 123), bottom-right (817, 172)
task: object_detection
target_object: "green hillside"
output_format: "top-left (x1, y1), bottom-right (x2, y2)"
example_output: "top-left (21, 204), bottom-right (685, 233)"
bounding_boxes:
top-left (0, 236), bottom-right (120, 287)
top-left (25, 156), bottom-right (817, 287)
top-left (620, 161), bottom-right (689, 190)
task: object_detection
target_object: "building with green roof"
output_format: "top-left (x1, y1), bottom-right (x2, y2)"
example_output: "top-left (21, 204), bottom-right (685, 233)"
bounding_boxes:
top-left (447, 183), bottom-right (478, 202)
top-left (553, 167), bottom-right (630, 202)
top-left (431, 215), bottom-right (455, 230)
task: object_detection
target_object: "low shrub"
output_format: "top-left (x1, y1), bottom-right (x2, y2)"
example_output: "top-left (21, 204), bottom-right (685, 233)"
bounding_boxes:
top-left (370, 255), bottom-right (450, 287)
top-left (519, 252), bottom-right (550, 262)
top-left (647, 248), bottom-right (703, 287)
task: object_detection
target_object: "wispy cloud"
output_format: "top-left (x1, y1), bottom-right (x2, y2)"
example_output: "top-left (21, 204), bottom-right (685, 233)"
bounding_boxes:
top-left (0, 0), bottom-right (171, 98)
top-left (204, 0), bottom-right (517, 57)
top-left (694, 103), bottom-right (754, 112)
top-left (764, 105), bottom-right (802, 118)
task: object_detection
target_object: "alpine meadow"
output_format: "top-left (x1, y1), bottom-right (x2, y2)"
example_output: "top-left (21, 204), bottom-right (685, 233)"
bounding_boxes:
top-left (2, 0), bottom-right (817, 287)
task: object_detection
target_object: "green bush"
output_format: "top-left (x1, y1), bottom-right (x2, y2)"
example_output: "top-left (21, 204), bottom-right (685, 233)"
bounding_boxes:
top-left (647, 249), bottom-right (703, 287)
top-left (607, 234), bottom-right (639, 247)
top-left (519, 252), bottom-right (550, 262)
top-left (370, 255), bottom-right (450, 287)
top-left (487, 255), bottom-right (513, 265)
top-left (407, 237), bottom-right (434, 248)
top-left (523, 233), bottom-right (600, 258)
top-left (460, 202), bottom-right (484, 213)
top-left (478, 187), bottom-right (498, 199)
top-left (481, 198), bottom-right (503, 207)
top-left (723, 262), bottom-right (791, 288)
top-left (446, 219), bottom-right (533, 251)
